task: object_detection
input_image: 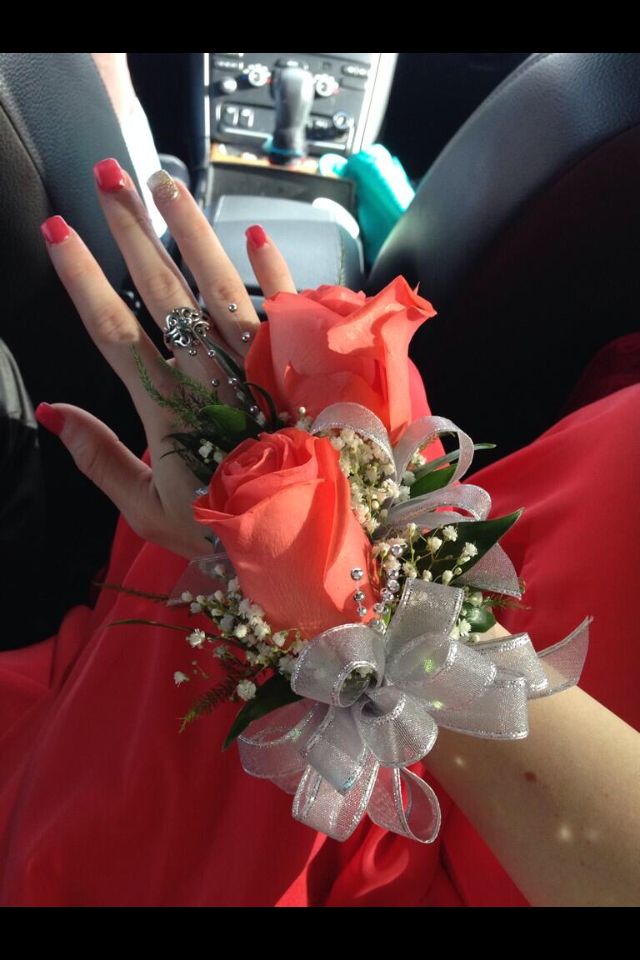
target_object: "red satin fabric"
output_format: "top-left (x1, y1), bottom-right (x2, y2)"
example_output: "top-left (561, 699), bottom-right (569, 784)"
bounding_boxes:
top-left (1, 384), bottom-right (639, 906)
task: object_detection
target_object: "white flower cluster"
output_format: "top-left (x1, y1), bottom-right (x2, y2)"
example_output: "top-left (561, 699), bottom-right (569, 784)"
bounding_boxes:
top-left (197, 439), bottom-right (226, 467)
top-left (176, 572), bottom-right (309, 702)
top-left (370, 522), bottom-right (493, 644)
top-left (320, 427), bottom-right (411, 536)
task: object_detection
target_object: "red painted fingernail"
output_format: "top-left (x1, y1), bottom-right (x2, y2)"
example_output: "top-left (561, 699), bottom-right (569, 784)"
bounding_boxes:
top-left (93, 157), bottom-right (126, 193)
top-left (35, 403), bottom-right (65, 437)
top-left (40, 215), bottom-right (71, 245)
top-left (245, 224), bottom-right (268, 250)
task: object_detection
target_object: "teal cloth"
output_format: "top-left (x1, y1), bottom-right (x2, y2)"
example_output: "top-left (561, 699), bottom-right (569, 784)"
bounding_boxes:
top-left (319, 144), bottom-right (415, 265)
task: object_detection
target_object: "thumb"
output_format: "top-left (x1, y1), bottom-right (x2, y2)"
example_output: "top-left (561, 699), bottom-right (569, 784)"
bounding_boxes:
top-left (35, 402), bottom-right (157, 538)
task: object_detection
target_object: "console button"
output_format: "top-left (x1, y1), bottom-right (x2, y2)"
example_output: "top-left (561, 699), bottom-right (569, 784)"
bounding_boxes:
top-left (314, 73), bottom-right (339, 98)
top-left (239, 108), bottom-right (254, 129)
top-left (220, 78), bottom-right (238, 94)
top-left (214, 58), bottom-right (243, 71)
top-left (276, 58), bottom-right (309, 70)
top-left (245, 63), bottom-right (271, 87)
top-left (332, 111), bottom-right (354, 131)
top-left (342, 64), bottom-right (369, 78)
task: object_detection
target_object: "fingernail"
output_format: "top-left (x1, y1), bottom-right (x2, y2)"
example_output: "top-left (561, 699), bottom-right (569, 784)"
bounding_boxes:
top-left (40, 215), bottom-right (71, 245)
top-left (35, 402), bottom-right (65, 436)
top-left (147, 169), bottom-right (179, 202)
top-left (93, 157), bottom-right (126, 193)
top-left (245, 225), bottom-right (268, 250)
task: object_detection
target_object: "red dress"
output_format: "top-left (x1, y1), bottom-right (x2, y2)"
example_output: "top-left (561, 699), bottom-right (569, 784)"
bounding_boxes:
top-left (1, 383), bottom-right (639, 907)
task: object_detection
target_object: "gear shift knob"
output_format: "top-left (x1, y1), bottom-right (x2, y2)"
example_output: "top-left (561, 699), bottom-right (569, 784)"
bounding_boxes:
top-left (269, 66), bottom-right (315, 166)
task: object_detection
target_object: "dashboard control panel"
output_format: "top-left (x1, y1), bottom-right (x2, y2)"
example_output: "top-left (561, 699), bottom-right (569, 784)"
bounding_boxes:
top-left (208, 52), bottom-right (396, 157)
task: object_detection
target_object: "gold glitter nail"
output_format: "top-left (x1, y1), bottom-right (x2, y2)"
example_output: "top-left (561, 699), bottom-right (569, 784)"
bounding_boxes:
top-left (147, 170), bottom-right (179, 202)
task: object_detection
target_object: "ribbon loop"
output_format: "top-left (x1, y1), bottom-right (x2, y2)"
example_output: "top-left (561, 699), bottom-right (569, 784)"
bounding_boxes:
top-left (291, 624), bottom-right (385, 707)
top-left (357, 687), bottom-right (439, 767)
top-left (366, 766), bottom-right (441, 843)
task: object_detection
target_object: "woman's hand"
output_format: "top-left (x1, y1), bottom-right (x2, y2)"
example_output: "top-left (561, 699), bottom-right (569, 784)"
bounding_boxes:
top-left (37, 159), bottom-right (296, 559)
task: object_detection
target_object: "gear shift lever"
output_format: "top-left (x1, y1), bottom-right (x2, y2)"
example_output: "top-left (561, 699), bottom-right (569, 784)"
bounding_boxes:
top-left (269, 66), bottom-right (315, 166)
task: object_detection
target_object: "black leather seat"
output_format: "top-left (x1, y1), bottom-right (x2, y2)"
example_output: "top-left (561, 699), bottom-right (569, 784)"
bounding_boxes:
top-left (0, 53), bottom-right (150, 636)
top-left (369, 52), bottom-right (640, 456)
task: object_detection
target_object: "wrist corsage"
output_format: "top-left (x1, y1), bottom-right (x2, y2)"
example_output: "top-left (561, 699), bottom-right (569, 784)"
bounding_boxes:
top-left (125, 277), bottom-right (591, 844)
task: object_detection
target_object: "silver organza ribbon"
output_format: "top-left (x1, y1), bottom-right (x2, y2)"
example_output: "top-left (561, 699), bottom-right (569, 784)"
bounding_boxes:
top-left (238, 579), bottom-right (590, 842)
top-left (175, 403), bottom-right (591, 843)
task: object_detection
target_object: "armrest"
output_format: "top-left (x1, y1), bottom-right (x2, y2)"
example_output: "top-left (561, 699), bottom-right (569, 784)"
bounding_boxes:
top-left (210, 194), bottom-right (365, 313)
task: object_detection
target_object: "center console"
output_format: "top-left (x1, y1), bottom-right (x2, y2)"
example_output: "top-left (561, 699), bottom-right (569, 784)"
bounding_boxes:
top-left (209, 53), bottom-right (397, 158)
top-left (204, 53), bottom-right (398, 305)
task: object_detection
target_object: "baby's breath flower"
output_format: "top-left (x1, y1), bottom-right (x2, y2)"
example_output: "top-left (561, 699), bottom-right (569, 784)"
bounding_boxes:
top-left (461, 542), bottom-right (478, 558)
top-left (198, 440), bottom-right (213, 460)
top-left (227, 577), bottom-right (240, 593)
top-left (421, 569), bottom-right (433, 581)
top-left (272, 631), bottom-right (288, 648)
top-left (236, 680), bottom-right (257, 702)
top-left (219, 614), bottom-right (235, 633)
top-left (278, 655), bottom-right (295, 676)
top-left (181, 591), bottom-right (193, 603)
top-left (458, 618), bottom-right (472, 637)
top-left (213, 450), bottom-right (226, 464)
top-left (187, 628), bottom-right (206, 648)
top-left (213, 563), bottom-right (227, 578)
top-left (441, 569), bottom-right (454, 585)
top-left (426, 536), bottom-right (443, 553)
top-left (253, 620), bottom-right (270, 640)
top-left (402, 561), bottom-right (418, 578)
top-left (190, 601), bottom-right (203, 615)
top-left (173, 671), bottom-right (190, 686)
top-left (233, 623), bottom-right (248, 639)
top-left (442, 525), bottom-right (458, 542)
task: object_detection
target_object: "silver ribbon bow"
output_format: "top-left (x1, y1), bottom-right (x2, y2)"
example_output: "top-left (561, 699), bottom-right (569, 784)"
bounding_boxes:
top-left (235, 404), bottom-right (591, 843)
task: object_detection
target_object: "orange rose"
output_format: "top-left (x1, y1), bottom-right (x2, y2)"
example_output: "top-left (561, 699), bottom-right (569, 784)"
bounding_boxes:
top-left (245, 276), bottom-right (437, 444)
top-left (193, 429), bottom-right (376, 639)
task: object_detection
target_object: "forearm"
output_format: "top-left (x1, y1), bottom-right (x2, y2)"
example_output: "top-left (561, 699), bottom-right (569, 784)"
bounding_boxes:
top-left (424, 625), bottom-right (640, 906)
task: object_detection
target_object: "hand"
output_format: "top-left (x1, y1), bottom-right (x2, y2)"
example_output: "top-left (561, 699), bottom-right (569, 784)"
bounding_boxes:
top-left (37, 159), bottom-right (296, 559)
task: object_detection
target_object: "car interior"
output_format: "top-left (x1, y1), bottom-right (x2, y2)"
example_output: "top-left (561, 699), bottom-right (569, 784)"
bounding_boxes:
top-left (1, 51), bottom-right (639, 646)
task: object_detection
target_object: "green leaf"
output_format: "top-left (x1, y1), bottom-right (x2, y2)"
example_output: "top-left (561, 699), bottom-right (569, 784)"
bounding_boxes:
top-left (416, 509), bottom-right (523, 582)
top-left (413, 443), bottom-right (496, 481)
top-left (409, 463), bottom-right (456, 498)
top-left (200, 404), bottom-right (261, 437)
top-left (223, 673), bottom-right (302, 750)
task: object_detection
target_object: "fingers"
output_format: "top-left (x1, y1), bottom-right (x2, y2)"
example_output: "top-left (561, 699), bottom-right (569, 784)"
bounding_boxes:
top-left (146, 170), bottom-right (260, 356)
top-left (245, 224), bottom-right (297, 298)
top-left (40, 215), bottom-right (173, 418)
top-left (35, 401), bottom-right (156, 536)
top-left (92, 159), bottom-right (209, 380)
top-left (35, 403), bottom-right (208, 559)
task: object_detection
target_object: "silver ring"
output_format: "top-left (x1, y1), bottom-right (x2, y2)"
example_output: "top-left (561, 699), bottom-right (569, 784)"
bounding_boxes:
top-left (163, 306), bottom-right (211, 356)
